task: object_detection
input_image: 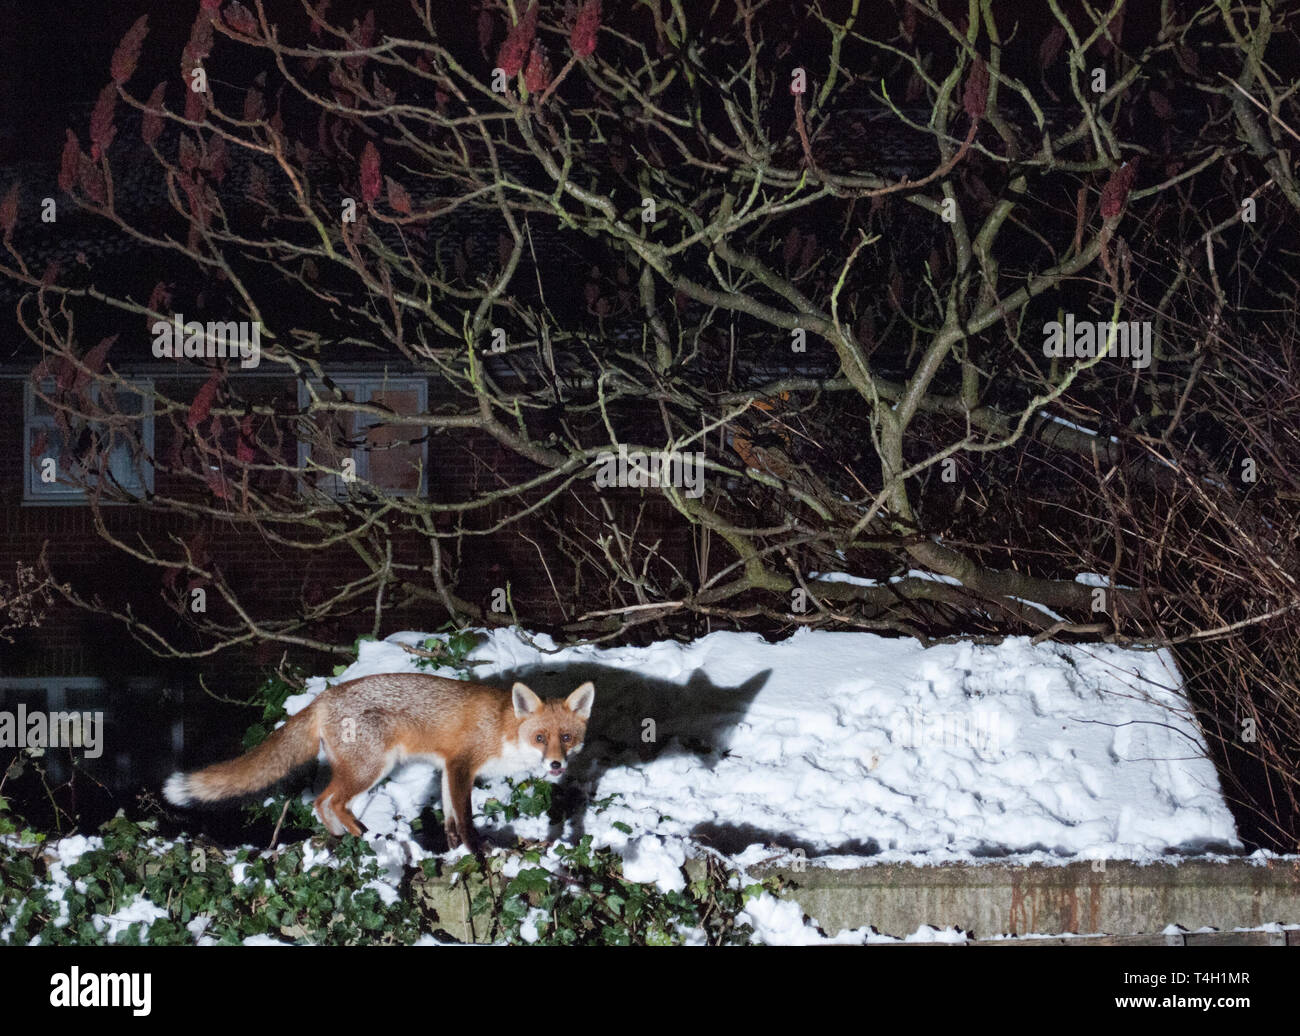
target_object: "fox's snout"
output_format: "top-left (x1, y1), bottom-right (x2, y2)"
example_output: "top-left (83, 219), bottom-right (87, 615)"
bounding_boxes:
top-left (534, 734), bottom-right (581, 779)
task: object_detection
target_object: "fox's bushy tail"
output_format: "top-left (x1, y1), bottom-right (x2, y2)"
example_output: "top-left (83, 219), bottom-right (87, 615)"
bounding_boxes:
top-left (163, 704), bottom-right (321, 806)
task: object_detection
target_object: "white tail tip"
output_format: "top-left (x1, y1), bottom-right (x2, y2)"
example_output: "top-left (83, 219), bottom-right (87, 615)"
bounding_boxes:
top-left (163, 772), bottom-right (193, 806)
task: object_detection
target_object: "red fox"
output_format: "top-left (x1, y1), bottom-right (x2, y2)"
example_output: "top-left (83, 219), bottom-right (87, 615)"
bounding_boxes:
top-left (163, 673), bottom-right (595, 851)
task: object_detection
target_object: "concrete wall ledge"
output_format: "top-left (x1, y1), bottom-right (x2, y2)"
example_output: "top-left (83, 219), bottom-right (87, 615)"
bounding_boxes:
top-left (417, 857), bottom-right (1300, 943)
top-left (744, 858), bottom-right (1300, 941)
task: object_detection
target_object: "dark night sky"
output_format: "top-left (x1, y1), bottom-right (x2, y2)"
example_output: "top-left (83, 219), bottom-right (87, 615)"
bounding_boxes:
top-left (0, 0), bottom-right (484, 164)
top-left (0, 0), bottom-right (191, 161)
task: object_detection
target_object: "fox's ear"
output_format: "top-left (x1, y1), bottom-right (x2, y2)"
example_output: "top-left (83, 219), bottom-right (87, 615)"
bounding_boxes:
top-left (566, 682), bottom-right (595, 719)
top-left (512, 682), bottom-right (543, 717)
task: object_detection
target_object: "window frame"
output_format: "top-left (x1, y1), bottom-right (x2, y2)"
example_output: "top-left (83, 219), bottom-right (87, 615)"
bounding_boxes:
top-left (296, 374), bottom-right (428, 499)
top-left (23, 378), bottom-right (155, 505)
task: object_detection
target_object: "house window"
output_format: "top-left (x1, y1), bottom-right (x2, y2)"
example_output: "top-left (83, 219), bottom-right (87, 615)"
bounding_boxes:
top-left (23, 379), bottom-right (155, 504)
top-left (0, 677), bottom-right (179, 793)
top-left (297, 375), bottom-right (427, 498)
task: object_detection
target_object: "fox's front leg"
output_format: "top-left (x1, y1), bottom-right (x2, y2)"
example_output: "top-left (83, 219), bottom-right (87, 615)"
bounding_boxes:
top-left (440, 769), bottom-right (462, 848)
top-left (443, 760), bottom-right (482, 853)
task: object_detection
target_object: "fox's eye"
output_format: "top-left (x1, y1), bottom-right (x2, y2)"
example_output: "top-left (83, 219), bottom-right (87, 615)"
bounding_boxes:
top-left (535, 734), bottom-right (545, 744)
top-left (561, 733), bottom-right (571, 743)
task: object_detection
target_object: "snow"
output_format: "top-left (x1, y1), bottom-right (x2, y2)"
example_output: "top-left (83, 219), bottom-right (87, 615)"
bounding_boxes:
top-left (1074, 572), bottom-right (1136, 589)
top-left (8, 625), bottom-right (1254, 943)
top-left (735, 894), bottom-right (968, 944)
top-left (518, 907), bottom-right (549, 943)
top-left (1037, 410), bottom-right (1119, 443)
top-left (737, 893), bottom-right (863, 944)
top-left (324, 627), bottom-right (1237, 867)
top-left (619, 835), bottom-right (687, 893)
top-left (242, 934), bottom-right (291, 946)
top-left (1007, 597), bottom-right (1065, 621)
top-left (809, 569), bottom-right (963, 587)
top-left (91, 893), bottom-right (169, 943)
top-left (34, 834), bottom-right (103, 931)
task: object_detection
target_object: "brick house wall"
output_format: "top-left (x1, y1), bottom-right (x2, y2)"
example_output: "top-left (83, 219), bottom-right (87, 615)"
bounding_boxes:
top-left (0, 367), bottom-right (612, 782)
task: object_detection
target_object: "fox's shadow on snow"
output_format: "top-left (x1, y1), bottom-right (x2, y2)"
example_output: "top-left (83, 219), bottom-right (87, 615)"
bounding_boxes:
top-left (473, 663), bottom-right (770, 849)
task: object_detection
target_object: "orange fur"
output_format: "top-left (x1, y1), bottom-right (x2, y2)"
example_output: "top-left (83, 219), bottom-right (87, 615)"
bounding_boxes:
top-left (164, 674), bottom-right (595, 850)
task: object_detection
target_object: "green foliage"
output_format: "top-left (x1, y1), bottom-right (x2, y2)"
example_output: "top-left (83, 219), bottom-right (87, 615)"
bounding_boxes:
top-left (482, 776), bottom-right (552, 823)
top-left (236, 666), bottom-right (316, 828)
top-left (0, 748), bottom-right (75, 837)
top-left (0, 810), bottom-right (439, 946)
top-left (2, 639), bottom-right (779, 945)
top-left (461, 786), bottom-right (782, 946)
top-left (457, 823), bottom-right (779, 945)
top-left (0, 789), bottom-right (49, 940)
top-left (0, 786), bottom-right (44, 844)
top-left (0, 782), bottom-right (781, 945)
top-left (412, 627), bottom-right (481, 677)
top-left (239, 666), bottom-right (307, 753)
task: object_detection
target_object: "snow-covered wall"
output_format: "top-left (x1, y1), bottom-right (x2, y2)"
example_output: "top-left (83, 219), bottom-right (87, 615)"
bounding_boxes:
top-left (326, 627), bottom-right (1239, 870)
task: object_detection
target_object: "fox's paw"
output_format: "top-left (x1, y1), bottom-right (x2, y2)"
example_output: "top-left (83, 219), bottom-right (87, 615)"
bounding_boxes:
top-left (444, 821), bottom-right (485, 856)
